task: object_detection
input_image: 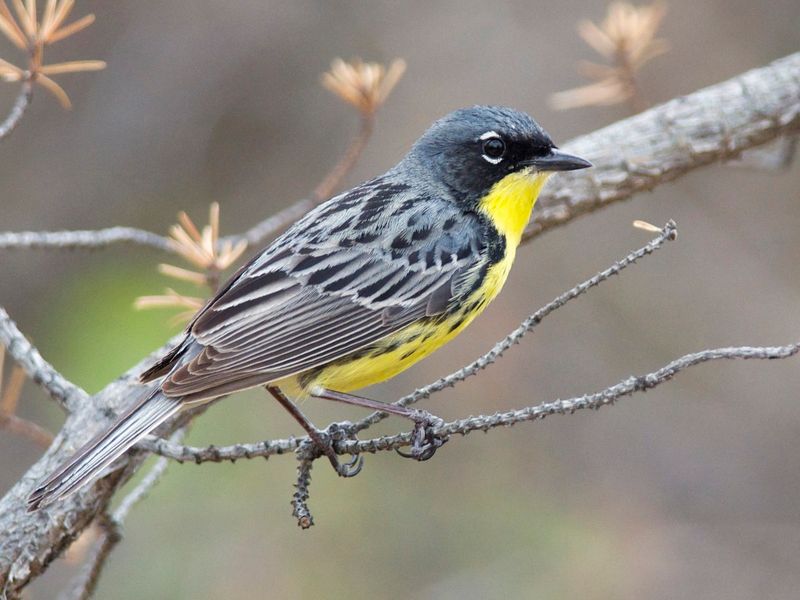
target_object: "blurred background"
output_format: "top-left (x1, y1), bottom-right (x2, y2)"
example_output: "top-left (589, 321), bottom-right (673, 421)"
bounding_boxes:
top-left (1, 1), bottom-right (799, 598)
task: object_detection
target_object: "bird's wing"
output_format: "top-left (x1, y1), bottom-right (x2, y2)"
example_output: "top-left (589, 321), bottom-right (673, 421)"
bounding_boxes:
top-left (157, 178), bottom-right (487, 401)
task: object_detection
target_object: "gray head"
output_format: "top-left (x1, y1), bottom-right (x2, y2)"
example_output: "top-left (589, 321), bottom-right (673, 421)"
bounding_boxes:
top-left (404, 105), bottom-right (590, 203)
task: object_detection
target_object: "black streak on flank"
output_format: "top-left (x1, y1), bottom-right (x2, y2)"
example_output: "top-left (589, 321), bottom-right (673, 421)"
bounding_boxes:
top-left (486, 227), bottom-right (506, 263)
top-left (448, 316), bottom-right (466, 333)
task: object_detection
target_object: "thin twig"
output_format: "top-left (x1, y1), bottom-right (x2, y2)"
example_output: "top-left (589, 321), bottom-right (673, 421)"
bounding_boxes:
top-left (291, 447), bottom-right (315, 529)
top-left (0, 79), bottom-right (32, 141)
top-left (341, 343), bottom-right (800, 454)
top-left (142, 342), bottom-right (800, 466)
top-left (221, 198), bottom-right (315, 250)
top-left (0, 306), bottom-right (88, 411)
top-left (0, 227), bottom-right (174, 252)
top-left (61, 427), bottom-right (188, 600)
top-left (313, 113), bottom-right (375, 201)
top-left (139, 434), bottom-right (298, 463)
top-left (221, 114), bottom-right (377, 248)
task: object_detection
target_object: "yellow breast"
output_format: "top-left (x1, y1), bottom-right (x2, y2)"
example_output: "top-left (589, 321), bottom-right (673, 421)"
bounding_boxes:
top-left (282, 169), bottom-right (550, 396)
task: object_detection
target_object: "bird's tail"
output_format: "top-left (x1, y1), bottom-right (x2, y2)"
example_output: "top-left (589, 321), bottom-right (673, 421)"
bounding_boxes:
top-left (27, 390), bottom-right (182, 511)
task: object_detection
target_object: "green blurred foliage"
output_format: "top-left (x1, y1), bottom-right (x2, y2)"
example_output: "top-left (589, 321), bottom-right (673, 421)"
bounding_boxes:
top-left (39, 260), bottom-right (183, 394)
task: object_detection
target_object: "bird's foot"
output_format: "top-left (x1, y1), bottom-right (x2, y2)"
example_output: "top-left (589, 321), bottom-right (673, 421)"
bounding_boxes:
top-left (396, 410), bottom-right (446, 461)
top-left (315, 421), bottom-right (364, 477)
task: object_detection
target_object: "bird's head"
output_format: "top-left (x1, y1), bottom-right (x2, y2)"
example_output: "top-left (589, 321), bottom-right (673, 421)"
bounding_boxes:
top-left (405, 105), bottom-right (591, 207)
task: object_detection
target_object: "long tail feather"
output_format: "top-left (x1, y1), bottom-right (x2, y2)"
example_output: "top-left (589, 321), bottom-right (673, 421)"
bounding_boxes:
top-left (27, 390), bottom-right (182, 510)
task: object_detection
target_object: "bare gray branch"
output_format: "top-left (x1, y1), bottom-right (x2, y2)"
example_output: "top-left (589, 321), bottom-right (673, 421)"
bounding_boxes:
top-left (144, 343), bottom-right (799, 465)
top-left (526, 52), bottom-right (800, 240)
top-left (0, 227), bottom-right (173, 253)
top-left (0, 81), bottom-right (32, 142)
top-left (0, 307), bottom-right (88, 412)
top-left (2, 53), bottom-right (798, 255)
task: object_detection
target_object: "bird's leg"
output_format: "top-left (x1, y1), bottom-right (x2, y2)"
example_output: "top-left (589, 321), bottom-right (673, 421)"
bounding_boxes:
top-left (266, 386), bottom-right (362, 477)
top-left (312, 388), bottom-right (446, 461)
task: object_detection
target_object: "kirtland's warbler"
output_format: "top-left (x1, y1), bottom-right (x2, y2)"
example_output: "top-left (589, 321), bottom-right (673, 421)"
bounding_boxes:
top-left (29, 106), bottom-right (590, 509)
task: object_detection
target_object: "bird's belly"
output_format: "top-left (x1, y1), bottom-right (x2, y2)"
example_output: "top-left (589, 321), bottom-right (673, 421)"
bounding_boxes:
top-left (289, 251), bottom-right (516, 395)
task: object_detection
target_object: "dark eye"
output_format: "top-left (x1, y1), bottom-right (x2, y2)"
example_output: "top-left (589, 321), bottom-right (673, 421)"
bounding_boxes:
top-left (482, 137), bottom-right (505, 161)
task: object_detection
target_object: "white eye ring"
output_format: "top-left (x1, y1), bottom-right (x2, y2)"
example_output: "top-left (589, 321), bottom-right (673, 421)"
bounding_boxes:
top-left (480, 131), bottom-right (504, 164)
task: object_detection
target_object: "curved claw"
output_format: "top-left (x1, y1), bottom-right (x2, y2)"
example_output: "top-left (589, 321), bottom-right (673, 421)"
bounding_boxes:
top-left (396, 439), bottom-right (444, 461)
top-left (323, 421), bottom-right (365, 478)
top-left (336, 454), bottom-right (365, 477)
top-left (396, 413), bottom-right (447, 461)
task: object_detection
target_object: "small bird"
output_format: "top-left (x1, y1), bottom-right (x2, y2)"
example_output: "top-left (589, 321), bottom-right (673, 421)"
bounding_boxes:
top-left (28, 106), bottom-right (590, 509)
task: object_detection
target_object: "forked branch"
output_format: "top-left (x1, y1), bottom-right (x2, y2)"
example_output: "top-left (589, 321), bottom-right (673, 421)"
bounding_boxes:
top-left (2, 52), bottom-right (800, 597)
top-left (0, 307), bottom-right (88, 411)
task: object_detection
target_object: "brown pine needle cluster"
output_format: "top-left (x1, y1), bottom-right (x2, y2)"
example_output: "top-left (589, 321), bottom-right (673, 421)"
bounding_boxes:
top-left (135, 203), bottom-right (247, 325)
top-left (321, 57), bottom-right (406, 117)
top-left (134, 288), bottom-right (206, 326)
top-left (550, 2), bottom-right (668, 112)
top-left (0, 0), bottom-right (105, 108)
top-left (0, 346), bottom-right (53, 447)
top-left (313, 58), bottom-right (405, 200)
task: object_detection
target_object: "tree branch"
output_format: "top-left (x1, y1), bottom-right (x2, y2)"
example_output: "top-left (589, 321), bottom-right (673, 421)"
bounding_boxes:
top-left (0, 80), bottom-right (32, 142)
top-left (3, 52), bottom-right (798, 254)
top-left (525, 52), bottom-right (800, 241)
top-left (145, 340), bottom-right (800, 465)
top-left (140, 342), bottom-right (800, 528)
top-left (313, 113), bottom-right (375, 201)
top-left (0, 227), bottom-right (173, 253)
top-left (2, 52), bottom-right (800, 596)
top-left (0, 307), bottom-right (88, 412)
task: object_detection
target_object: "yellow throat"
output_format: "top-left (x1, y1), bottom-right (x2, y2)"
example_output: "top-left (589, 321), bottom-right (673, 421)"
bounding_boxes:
top-left (478, 169), bottom-right (551, 248)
